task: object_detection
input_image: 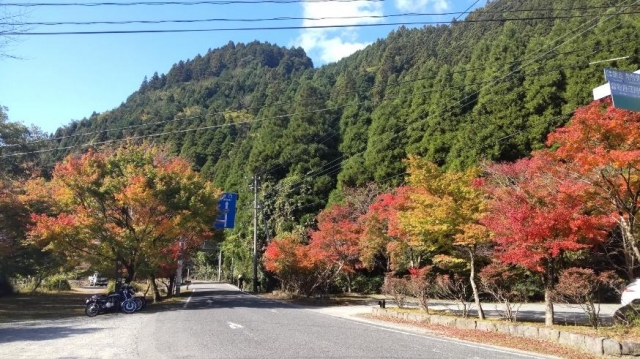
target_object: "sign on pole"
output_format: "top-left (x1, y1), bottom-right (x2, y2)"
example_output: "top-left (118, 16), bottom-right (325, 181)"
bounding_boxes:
top-left (214, 193), bottom-right (237, 229)
top-left (603, 69), bottom-right (640, 112)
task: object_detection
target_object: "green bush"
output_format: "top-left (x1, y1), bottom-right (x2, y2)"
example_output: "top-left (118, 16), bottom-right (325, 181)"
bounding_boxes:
top-left (351, 275), bottom-right (383, 294)
top-left (41, 274), bottom-right (71, 291)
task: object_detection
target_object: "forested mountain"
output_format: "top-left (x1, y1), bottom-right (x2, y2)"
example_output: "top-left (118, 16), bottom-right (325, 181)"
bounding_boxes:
top-left (49, 0), bottom-right (640, 243)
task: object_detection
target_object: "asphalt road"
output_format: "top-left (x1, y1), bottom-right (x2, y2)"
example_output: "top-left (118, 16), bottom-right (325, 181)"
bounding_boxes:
top-left (141, 282), bottom-right (551, 359)
top-left (0, 282), bottom-right (556, 359)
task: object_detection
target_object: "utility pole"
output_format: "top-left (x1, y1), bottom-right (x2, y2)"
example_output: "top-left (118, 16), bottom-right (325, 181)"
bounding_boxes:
top-left (251, 175), bottom-right (260, 292)
top-left (175, 237), bottom-right (184, 296)
top-left (217, 245), bottom-right (222, 282)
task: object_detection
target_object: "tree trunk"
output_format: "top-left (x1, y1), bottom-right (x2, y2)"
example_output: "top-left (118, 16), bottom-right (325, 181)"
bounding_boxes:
top-left (30, 275), bottom-right (44, 294)
top-left (167, 276), bottom-right (175, 297)
top-left (544, 265), bottom-right (555, 326)
top-left (123, 262), bottom-right (135, 284)
top-left (619, 216), bottom-right (640, 279)
top-left (468, 249), bottom-right (485, 320)
top-left (150, 275), bottom-right (162, 303)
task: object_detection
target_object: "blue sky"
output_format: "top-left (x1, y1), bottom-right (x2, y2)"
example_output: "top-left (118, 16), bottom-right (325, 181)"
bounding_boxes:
top-left (0, 0), bottom-right (488, 133)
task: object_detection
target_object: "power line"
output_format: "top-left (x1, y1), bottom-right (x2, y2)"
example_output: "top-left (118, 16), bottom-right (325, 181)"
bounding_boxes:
top-left (1, 0), bottom-right (382, 7)
top-left (0, 104), bottom-right (351, 158)
top-left (4, 11), bottom-right (640, 35)
top-left (1, 6), bottom-right (632, 26)
top-left (456, 0), bottom-right (482, 21)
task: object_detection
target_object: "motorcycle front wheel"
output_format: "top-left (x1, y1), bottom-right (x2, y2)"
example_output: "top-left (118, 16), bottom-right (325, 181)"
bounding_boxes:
top-left (121, 299), bottom-right (137, 314)
top-left (85, 303), bottom-right (100, 317)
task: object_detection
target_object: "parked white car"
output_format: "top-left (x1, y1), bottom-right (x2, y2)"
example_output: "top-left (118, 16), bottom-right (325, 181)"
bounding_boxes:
top-left (88, 272), bottom-right (108, 286)
top-left (614, 279), bottom-right (640, 325)
top-left (621, 278), bottom-right (640, 306)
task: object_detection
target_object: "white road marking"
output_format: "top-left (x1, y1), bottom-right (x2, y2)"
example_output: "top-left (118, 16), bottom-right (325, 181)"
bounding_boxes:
top-left (228, 322), bottom-right (244, 330)
top-left (183, 288), bottom-right (196, 308)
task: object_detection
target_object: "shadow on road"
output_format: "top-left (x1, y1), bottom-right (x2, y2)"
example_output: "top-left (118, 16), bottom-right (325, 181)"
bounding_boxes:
top-left (0, 324), bottom-right (103, 344)
top-left (182, 289), bottom-right (299, 310)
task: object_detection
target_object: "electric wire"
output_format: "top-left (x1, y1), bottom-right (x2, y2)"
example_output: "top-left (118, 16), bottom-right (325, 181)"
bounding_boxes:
top-left (1, 6), bottom-right (633, 27)
top-left (2, 0), bottom-right (383, 7)
top-left (5, 11), bottom-right (640, 35)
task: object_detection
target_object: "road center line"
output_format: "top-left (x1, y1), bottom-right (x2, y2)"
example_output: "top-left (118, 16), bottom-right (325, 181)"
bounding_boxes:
top-left (183, 288), bottom-right (196, 308)
top-left (228, 322), bottom-right (243, 329)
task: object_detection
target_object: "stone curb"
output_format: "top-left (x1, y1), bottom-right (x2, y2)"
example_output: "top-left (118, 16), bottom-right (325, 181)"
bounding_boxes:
top-left (371, 307), bottom-right (640, 357)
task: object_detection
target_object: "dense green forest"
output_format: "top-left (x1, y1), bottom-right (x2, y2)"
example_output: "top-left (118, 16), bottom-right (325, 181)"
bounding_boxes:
top-left (7, 0), bottom-right (639, 279)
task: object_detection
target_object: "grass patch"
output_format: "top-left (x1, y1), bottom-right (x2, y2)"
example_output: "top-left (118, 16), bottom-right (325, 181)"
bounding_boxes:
top-left (0, 291), bottom-right (88, 323)
top-left (0, 287), bottom-right (192, 323)
top-left (259, 291), bottom-right (382, 307)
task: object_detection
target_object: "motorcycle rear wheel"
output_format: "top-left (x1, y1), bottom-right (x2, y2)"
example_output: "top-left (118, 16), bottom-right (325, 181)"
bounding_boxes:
top-left (133, 297), bottom-right (143, 311)
top-left (85, 303), bottom-right (100, 317)
top-left (121, 299), bottom-right (137, 314)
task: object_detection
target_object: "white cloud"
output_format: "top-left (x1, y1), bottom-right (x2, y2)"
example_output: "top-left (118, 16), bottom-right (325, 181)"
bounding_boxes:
top-left (394, 0), bottom-right (450, 12)
top-left (299, 29), bottom-right (370, 63)
top-left (294, 1), bottom-right (383, 64)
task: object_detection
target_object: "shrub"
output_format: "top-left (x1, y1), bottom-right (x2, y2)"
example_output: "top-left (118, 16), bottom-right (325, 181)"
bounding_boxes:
top-left (554, 267), bottom-right (623, 328)
top-left (381, 276), bottom-right (409, 308)
top-left (479, 263), bottom-right (533, 322)
top-left (41, 274), bottom-right (71, 291)
top-left (407, 266), bottom-right (435, 312)
top-left (433, 273), bottom-right (472, 318)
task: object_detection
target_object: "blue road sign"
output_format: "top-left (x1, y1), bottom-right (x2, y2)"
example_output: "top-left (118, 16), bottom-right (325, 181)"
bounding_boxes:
top-left (604, 69), bottom-right (640, 112)
top-left (214, 193), bottom-right (237, 229)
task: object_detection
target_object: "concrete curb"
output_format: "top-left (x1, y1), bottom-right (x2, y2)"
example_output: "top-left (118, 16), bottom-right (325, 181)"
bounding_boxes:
top-left (372, 307), bottom-right (640, 357)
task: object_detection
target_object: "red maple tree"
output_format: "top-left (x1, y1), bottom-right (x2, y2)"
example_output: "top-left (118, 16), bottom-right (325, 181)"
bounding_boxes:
top-left (308, 203), bottom-right (362, 292)
top-left (547, 99), bottom-right (640, 279)
top-left (481, 153), bottom-right (613, 326)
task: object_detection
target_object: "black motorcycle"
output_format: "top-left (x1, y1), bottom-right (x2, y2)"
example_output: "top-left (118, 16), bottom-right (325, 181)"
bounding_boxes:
top-left (84, 286), bottom-right (138, 317)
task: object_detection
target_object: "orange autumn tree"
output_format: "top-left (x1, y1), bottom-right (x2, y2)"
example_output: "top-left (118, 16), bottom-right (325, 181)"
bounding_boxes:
top-left (28, 144), bottom-right (220, 292)
top-left (263, 232), bottom-right (318, 295)
top-left (481, 153), bottom-right (613, 326)
top-left (359, 186), bottom-right (416, 272)
top-left (547, 99), bottom-right (640, 279)
top-left (398, 155), bottom-right (489, 319)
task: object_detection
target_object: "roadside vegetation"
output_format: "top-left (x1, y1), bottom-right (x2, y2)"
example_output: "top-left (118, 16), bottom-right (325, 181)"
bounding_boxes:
top-left (2, 100), bottom-right (640, 332)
